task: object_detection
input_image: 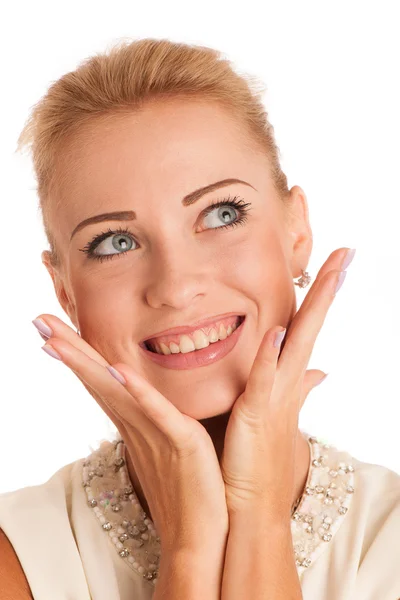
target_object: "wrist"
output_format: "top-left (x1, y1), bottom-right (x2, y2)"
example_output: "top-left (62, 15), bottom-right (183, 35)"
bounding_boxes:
top-left (156, 546), bottom-right (225, 600)
top-left (229, 506), bottom-right (291, 537)
top-left (161, 527), bottom-right (228, 558)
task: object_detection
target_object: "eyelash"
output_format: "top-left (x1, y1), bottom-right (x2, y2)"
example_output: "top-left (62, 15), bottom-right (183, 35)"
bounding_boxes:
top-left (79, 194), bottom-right (252, 264)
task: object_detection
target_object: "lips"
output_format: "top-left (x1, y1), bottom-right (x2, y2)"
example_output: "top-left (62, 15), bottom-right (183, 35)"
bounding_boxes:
top-left (139, 312), bottom-right (246, 347)
top-left (139, 314), bottom-right (247, 370)
top-left (144, 315), bottom-right (244, 353)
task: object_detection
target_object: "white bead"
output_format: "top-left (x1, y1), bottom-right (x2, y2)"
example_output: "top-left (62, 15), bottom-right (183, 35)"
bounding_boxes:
top-left (82, 431), bottom-right (355, 584)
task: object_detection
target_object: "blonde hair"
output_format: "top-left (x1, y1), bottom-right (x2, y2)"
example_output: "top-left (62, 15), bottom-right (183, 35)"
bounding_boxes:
top-left (16, 37), bottom-right (290, 270)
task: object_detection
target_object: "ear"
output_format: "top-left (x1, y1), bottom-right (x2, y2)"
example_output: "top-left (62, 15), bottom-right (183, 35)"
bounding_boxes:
top-left (41, 250), bottom-right (78, 329)
top-left (284, 186), bottom-right (313, 280)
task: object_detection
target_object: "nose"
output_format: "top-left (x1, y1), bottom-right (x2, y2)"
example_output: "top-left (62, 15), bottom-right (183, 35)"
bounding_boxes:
top-left (144, 250), bottom-right (208, 310)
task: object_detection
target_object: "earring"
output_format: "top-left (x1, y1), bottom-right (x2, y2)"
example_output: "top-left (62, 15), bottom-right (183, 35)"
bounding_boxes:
top-left (294, 269), bottom-right (311, 288)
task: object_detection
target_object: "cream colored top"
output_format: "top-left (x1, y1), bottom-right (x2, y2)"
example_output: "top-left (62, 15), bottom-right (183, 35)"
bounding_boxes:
top-left (0, 429), bottom-right (399, 600)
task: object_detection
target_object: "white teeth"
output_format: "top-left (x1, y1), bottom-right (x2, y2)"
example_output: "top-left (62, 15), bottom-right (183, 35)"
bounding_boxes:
top-left (209, 327), bottom-right (219, 343)
top-left (159, 342), bottom-right (171, 355)
top-left (193, 329), bottom-right (210, 349)
top-left (149, 317), bottom-right (242, 355)
top-left (178, 335), bottom-right (196, 354)
top-left (218, 324), bottom-right (227, 340)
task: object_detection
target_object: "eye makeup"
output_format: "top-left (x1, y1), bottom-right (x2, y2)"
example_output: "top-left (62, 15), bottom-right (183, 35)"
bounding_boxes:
top-left (78, 194), bottom-right (252, 264)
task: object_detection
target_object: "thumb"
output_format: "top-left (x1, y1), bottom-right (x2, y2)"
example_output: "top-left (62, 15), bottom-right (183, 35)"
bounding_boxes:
top-left (300, 370), bottom-right (328, 409)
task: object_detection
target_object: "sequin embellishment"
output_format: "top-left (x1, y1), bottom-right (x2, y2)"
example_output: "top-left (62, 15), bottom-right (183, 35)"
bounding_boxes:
top-left (82, 431), bottom-right (355, 587)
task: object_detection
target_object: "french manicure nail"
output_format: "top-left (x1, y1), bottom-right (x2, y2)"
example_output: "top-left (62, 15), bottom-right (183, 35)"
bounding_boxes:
top-left (334, 271), bottom-right (347, 294)
top-left (342, 248), bottom-right (356, 270)
top-left (107, 365), bottom-right (127, 385)
top-left (315, 373), bottom-right (329, 387)
top-left (273, 328), bottom-right (286, 348)
top-left (32, 318), bottom-right (53, 338)
top-left (42, 344), bottom-right (62, 361)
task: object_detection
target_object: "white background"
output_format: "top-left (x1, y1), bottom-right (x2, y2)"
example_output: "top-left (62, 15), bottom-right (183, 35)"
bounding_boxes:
top-left (1, 1), bottom-right (399, 493)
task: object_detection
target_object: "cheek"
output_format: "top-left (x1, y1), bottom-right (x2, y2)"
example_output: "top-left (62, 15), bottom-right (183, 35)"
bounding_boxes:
top-left (225, 239), bottom-right (294, 326)
top-left (72, 277), bottom-right (137, 348)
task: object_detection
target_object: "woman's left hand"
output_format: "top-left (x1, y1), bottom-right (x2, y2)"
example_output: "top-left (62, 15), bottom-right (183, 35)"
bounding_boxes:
top-left (220, 247), bottom-right (355, 521)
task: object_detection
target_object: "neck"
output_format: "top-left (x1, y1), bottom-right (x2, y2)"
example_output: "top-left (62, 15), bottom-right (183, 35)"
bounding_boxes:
top-left (123, 412), bottom-right (310, 522)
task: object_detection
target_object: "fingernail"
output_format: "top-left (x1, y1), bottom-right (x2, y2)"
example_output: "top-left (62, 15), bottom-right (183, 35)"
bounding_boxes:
top-left (334, 271), bottom-right (347, 294)
top-left (273, 328), bottom-right (286, 348)
top-left (107, 365), bottom-right (126, 385)
top-left (32, 318), bottom-right (53, 338)
top-left (314, 373), bottom-right (329, 387)
top-left (42, 344), bottom-right (62, 361)
top-left (342, 248), bottom-right (356, 270)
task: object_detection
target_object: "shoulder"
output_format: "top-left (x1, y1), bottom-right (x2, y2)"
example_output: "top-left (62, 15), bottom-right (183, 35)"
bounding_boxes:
top-left (0, 457), bottom-right (86, 599)
top-left (352, 455), bottom-right (400, 513)
top-left (0, 457), bottom-right (81, 512)
top-left (349, 458), bottom-right (400, 595)
top-left (351, 455), bottom-right (400, 536)
top-left (0, 528), bottom-right (34, 599)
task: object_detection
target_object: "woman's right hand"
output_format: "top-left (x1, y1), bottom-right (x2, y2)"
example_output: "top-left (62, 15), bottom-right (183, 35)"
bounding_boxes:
top-left (32, 315), bottom-right (229, 557)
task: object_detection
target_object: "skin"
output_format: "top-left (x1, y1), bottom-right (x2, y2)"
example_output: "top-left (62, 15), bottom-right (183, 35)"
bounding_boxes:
top-left (41, 98), bottom-right (314, 521)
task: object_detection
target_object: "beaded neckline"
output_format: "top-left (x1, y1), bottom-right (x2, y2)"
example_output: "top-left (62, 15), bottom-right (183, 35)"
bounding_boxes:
top-left (82, 431), bottom-right (355, 588)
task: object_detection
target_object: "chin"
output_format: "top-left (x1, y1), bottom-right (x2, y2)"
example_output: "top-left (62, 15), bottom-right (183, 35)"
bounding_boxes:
top-left (175, 391), bottom-right (237, 421)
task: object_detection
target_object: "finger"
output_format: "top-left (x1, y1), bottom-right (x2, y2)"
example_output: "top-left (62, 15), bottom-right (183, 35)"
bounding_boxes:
top-left (33, 315), bottom-right (136, 438)
top-left (69, 367), bottom-right (125, 427)
top-left (64, 363), bottom-right (151, 466)
top-left (42, 338), bottom-right (193, 450)
top-left (40, 336), bottom-right (152, 430)
top-left (277, 269), bottom-right (343, 391)
top-left (33, 314), bottom-right (108, 366)
top-left (291, 247), bottom-right (352, 320)
top-left (237, 325), bottom-right (285, 419)
top-left (300, 370), bottom-right (328, 409)
top-left (109, 362), bottom-right (201, 451)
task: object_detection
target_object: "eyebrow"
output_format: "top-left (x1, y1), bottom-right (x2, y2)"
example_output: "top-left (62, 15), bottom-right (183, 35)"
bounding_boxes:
top-left (70, 177), bottom-right (257, 241)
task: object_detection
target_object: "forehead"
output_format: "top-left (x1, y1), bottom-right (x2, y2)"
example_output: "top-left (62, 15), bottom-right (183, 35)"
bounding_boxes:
top-left (53, 99), bottom-right (271, 234)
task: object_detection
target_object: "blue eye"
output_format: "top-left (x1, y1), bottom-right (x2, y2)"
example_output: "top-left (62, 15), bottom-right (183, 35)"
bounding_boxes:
top-left (80, 227), bottom-right (136, 261)
top-left (202, 196), bottom-right (249, 230)
top-left (79, 194), bottom-right (252, 264)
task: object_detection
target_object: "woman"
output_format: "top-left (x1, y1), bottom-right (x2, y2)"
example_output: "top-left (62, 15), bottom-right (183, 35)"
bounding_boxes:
top-left (0, 38), bottom-right (399, 600)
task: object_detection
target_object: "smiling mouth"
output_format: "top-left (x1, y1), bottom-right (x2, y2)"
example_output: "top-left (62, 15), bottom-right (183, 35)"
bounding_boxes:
top-left (142, 315), bottom-right (245, 355)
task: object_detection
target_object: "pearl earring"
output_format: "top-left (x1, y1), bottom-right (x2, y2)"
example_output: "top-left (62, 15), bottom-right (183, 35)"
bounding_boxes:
top-left (294, 269), bottom-right (311, 288)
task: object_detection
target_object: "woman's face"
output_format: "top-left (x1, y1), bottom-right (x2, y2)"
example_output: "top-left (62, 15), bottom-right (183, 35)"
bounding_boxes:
top-left (44, 99), bottom-right (312, 419)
